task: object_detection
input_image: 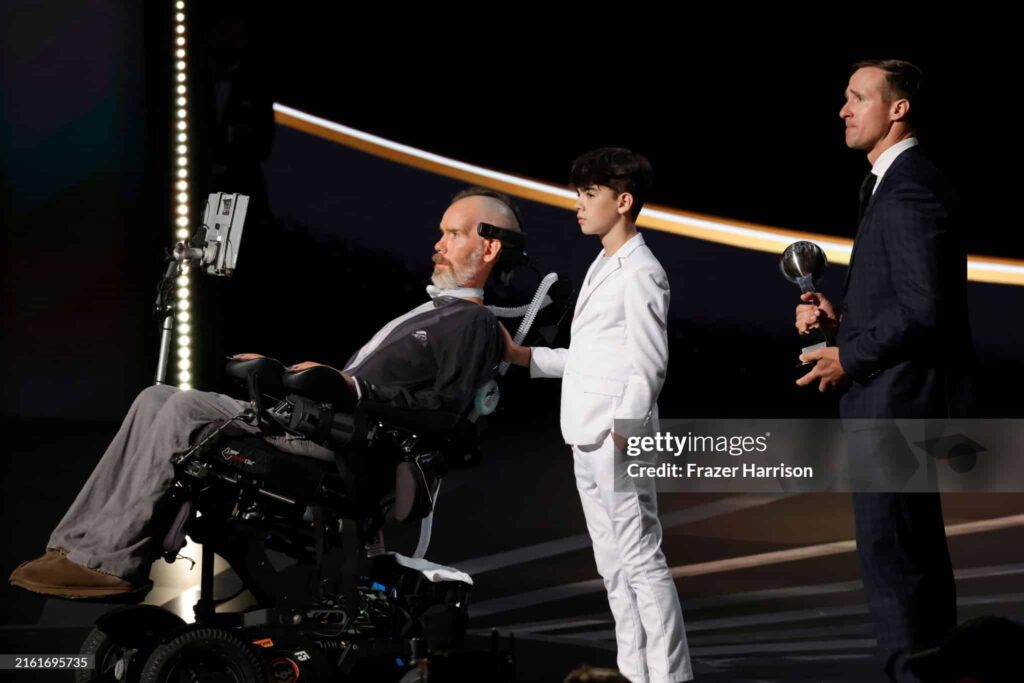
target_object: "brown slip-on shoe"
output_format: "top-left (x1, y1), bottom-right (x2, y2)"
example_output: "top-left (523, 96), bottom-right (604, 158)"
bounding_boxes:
top-left (8, 549), bottom-right (65, 580)
top-left (9, 554), bottom-right (148, 600)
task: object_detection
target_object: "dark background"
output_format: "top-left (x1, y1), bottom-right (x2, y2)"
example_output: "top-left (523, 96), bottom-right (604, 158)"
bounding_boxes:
top-left (2, 9), bottom-right (1022, 679)
top-left (2, 2), bottom-right (1022, 424)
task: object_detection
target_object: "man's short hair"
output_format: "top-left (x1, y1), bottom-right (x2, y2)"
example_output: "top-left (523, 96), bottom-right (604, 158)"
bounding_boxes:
top-left (450, 186), bottom-right (524, 232)
top-left (569, 147), bottom-right (654, 220)
top-left (852, 59), bottom-right (927, 130)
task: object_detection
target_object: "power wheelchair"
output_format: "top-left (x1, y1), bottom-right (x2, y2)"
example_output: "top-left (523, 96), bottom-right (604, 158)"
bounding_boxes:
top-left (75, 273), bottom-right (571, 683)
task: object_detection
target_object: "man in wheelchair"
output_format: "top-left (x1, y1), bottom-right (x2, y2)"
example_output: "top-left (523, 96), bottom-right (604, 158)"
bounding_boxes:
top-left (10, 186), bottom-right (525, 603)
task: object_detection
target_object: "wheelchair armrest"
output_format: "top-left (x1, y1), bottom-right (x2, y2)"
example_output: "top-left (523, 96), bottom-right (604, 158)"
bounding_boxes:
top-left (283, 365), bottom-right (355, 409)
top-left (225, 357), bottom-right (286, 395)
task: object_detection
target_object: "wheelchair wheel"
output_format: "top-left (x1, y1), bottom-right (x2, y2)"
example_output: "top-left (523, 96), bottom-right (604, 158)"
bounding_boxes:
top-left (242, 625), bottom-right (332, 683)
top-left (139, 627), bottom-right (267, 683)
top-left (76, 626), bottom-right (140, 682)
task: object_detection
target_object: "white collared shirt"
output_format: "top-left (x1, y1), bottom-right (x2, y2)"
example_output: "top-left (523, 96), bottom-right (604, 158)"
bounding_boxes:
top-left (868, 137), bottom-right (919, 194)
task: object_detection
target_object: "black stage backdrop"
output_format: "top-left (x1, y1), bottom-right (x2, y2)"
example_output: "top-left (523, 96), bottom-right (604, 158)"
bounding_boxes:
top-left (2, 3), bottom-right (1021, 420)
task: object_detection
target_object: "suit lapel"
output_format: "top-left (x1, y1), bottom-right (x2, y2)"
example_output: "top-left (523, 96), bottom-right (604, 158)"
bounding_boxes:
top-left (574, 257), bottom-right (622, 320)
top-left (572, 252), bottom-right (606, 321)
top-left (842, 163), bottom-right (897, 297)
top-left (573, 233), bottom-right (645, 322)
top-left (842, 147), bottom-right (924, 299)
top-left (842, 214), bottom-right (867, 298)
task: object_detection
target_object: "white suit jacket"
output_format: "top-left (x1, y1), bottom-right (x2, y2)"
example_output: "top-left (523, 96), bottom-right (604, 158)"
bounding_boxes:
top-left (530, 233), bottom-right (670, 446)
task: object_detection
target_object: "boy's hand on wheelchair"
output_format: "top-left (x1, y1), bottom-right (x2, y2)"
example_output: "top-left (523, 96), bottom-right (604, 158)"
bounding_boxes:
top-left (230, 353), bottom-right (265, 361)
top-left (499, 323), bottom-right (530, 367)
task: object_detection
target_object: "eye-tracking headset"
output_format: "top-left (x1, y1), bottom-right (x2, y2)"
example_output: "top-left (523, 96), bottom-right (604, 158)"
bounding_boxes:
top-left (477, 222), bottom-right (527, 273)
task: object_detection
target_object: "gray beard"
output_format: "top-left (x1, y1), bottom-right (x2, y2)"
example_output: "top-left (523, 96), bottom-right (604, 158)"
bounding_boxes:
top-left (431, 243), bottom-right (484, 289)
top-left (430, 267), bottom-right (461, 289)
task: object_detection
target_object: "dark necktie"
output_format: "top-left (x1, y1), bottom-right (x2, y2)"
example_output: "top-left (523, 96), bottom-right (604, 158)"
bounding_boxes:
top-left (844, 172), bottom-right (877, 296)
top-left (858, 172), bottom-right (877, 222)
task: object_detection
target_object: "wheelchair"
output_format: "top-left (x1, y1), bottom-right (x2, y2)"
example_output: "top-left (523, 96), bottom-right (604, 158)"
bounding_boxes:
top-left (75, 273), bottom-right (572, 683)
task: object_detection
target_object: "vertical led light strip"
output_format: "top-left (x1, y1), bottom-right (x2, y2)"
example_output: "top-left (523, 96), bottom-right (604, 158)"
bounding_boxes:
top-left (172, 1), bottom-right (192, 390)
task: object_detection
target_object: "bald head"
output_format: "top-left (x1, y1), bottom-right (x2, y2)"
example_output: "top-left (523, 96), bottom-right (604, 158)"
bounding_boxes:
top-left (449, 195), bottom-right (520, 233)
top-left (448, 186), bottom-right (523, 232)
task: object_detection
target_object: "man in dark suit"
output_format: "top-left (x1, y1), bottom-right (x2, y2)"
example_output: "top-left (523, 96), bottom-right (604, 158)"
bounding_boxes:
top-left (795, 60), bottom-right (971, 682)
top-left (9, 187), bottom-right (518, 600)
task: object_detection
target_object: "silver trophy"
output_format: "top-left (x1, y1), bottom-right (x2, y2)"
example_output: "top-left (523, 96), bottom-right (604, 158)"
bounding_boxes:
top-left (780, 241), bottom-right (832, 355)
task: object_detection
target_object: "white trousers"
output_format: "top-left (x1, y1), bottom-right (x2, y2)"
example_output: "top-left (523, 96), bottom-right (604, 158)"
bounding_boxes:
top-left (573, 435), bottom-right (692, 683)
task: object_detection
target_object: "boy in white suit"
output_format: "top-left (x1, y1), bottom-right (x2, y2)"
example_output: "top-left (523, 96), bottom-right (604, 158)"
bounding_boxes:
top-left (503, 148), bottom-right (692, 683)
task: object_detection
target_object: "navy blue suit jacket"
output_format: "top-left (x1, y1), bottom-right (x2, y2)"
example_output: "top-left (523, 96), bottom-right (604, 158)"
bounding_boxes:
top-left (838, 146), bottom-right (972, 419)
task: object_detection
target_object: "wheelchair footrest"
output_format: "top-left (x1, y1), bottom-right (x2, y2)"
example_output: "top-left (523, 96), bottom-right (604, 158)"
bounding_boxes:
top-left (386, 552), bottom-right (473, 586)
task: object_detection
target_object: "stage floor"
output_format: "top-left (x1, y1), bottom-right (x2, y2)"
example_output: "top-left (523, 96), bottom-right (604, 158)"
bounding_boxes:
top-left (3, 416), bottom-right (1022, 682)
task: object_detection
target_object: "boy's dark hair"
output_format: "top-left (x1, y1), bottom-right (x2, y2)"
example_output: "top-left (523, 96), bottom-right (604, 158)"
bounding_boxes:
top-left (569, 147), bottom-right (654, 220)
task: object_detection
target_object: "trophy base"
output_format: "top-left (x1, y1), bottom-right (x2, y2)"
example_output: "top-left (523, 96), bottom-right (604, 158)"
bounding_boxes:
top-left (796, 340), bottom-right (829, 371)
top-left (801, 340), bottom-right (828, 355)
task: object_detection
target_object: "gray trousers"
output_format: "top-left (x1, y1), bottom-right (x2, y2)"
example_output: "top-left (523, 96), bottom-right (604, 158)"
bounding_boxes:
top-left (48, 385), bottom-right (331, 580)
